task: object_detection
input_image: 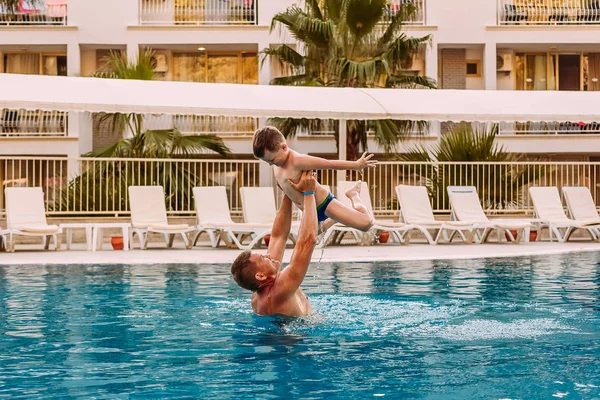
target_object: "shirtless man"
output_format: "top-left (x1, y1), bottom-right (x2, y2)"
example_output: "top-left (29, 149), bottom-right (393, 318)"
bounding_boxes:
top-left (231, 171), bottom-right (318, 316)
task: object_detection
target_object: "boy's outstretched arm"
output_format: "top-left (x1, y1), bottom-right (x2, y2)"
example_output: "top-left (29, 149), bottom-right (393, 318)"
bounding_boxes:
top-left (295, 152), bottom-right (377, 172)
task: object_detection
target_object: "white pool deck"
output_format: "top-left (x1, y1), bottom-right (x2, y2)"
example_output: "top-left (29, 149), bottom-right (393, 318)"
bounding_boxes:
top-left (2, 240), bottom-right (600, 265)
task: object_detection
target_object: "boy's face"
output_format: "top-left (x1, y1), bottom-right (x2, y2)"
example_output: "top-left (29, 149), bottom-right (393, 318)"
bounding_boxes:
top-left (261, 142), bottom-right (289, 167)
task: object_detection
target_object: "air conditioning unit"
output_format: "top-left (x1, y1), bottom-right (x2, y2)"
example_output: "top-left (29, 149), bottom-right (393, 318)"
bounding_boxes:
top-left (497, 52), bottom-right (513, 72)
top-left (402, 53), bottom-right (425, 72)
top-left (152, 52), bottom-right (169, 73)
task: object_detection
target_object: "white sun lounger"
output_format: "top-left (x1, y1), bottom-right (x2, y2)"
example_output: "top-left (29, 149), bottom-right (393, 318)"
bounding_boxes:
top-left (239, 186), bottom-right (300, 241)
top-left (447, 186), bottom-right (532, 244)
top-left (562, 186), bottom-right (600, 240)
top-left (395, 185), bottom-right (478, 244)
top-left (324, 181), bottom-right (414, 246)
top-left (529, 186), bottom-right (600, 242)
top-left (192, 186), bottom-right (272, 250)
top-left (2, 187), bottom-right (62, 252)
top-left (128, 186), bottom-right (196, 249)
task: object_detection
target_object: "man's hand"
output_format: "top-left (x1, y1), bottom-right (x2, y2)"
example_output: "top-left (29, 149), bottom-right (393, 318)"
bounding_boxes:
top-left (288, 171), bottom-right (317, 194)
top-left (354, 152), bottom-right (377, 171)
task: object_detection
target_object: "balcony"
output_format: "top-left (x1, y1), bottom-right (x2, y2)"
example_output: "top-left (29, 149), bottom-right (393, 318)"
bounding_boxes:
top-left (498, 0), bottom-right (600, 25)
top-left (383, 0), bottom-right (426, 25)
top-left (0, 109), bottom-right (68, 137)
top-left (143, 115), bottom-right (257, 136)
top-left (140, 0), bottom-right (257, 25)
top-left (0, 0), bottom-right (67, 26)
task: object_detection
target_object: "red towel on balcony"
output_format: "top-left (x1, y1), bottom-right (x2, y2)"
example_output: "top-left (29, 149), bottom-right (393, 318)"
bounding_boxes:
top-left (46, 0), bottom-right (67, 18)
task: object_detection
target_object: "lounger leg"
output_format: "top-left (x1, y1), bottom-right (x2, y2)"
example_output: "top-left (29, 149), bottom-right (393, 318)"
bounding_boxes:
top-left (182, 232), bottom-right (192, 249)
top-left (54, 234), bottom-right (61, 251)
top-left (66, 228), bottom-right (72, 250)
top-left (141, 232), bottom-right (149, 250)
top-left (43, 235), bottom-right (50, 250)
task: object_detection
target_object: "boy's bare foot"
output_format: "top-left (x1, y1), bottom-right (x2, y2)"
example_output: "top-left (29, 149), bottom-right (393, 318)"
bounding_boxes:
top-left (345, 180), bottom-right (362, 199)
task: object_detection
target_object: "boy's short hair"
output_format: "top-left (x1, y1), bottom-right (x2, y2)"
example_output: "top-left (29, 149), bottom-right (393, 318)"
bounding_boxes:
top-left (231, 250), bottom-right (259, 291)
top-left (253, 126), bottom-right (285, 158)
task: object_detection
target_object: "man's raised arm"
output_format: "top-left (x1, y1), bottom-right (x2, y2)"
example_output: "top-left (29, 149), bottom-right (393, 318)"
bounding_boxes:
top-left (272, 171), bottom-right (318, 299)
top-left (267, 194), bottom-right (293, 262)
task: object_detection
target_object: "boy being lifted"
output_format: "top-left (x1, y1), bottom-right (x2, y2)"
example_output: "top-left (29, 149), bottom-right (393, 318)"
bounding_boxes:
top-left (252, 126), bottom-right (376, 233)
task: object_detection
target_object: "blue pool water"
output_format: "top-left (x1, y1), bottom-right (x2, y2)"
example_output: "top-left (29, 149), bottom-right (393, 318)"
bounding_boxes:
top-left (1, 253), bottom-right (599, 399)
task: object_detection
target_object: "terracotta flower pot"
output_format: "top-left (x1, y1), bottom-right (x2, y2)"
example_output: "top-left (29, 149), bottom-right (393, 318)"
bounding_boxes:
top-left (111, 236), bottom-right (124, 250)
top-left (529, 230), bottom-right (538, 242)
top-left (264, 234), bottom-right (271, 247)
top-left (378, 231), bottom-right (390, 244)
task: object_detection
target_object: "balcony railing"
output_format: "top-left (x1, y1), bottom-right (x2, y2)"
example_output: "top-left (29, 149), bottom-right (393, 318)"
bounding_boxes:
top-left (140, 0), bottom-right (257, 25)
top-left (0, 1), bottom-right (67, 26)
top-left (383, 0), bottom-right (426, 25)
top-left (143, 115), bottom-right (258, 136)
top-left (498, 0), bottom-right (600, 25)
top-left (1, 158), bottom-right (600, 218)
top-left (498, 121), bottom-right (600, 134)
top-left (300, 119), bottom-right (433, 137)
top-left (0, 109), bottom-right (68, 137)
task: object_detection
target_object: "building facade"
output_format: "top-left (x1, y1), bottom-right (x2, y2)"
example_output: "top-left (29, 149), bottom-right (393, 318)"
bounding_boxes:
top-left (1, 0), bottom-right (600, 162)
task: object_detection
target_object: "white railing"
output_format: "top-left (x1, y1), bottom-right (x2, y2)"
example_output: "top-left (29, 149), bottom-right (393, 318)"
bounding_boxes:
top-left (140, 0), bottom-right (257, 25)
top-left (0, 157), bottom-right (260, 216)
top-left (0, 109), bottom-right (68, 137)
top-left (300, 119), bottom-right (433, 137)
top-left (0, 1), bottom-right (67, 26)
top-left (498, 0), bottom-right (600, 25)
top-left (143, 115), bottom-right (257, 136)
top-left (499, 121), bottom-right (600, 135)
top-left (2, 157), bottom-right (600, 218)
top-left (384, 0), bottom-right (426, 25)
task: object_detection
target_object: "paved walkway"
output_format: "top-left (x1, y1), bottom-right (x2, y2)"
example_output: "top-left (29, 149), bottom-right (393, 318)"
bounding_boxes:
top-left (2, 241), bottom-right (600, 265)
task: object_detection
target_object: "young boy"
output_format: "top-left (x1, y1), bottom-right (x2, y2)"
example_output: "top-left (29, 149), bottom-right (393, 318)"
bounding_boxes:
top-left (252, 126), bottom-right (376, 233)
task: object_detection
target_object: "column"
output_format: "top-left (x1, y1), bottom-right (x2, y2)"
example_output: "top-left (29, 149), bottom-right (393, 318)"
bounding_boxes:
top-left (126, 42), bottom-right (140, 63)
top-left (484, 43), bottom-right (497, 90)
top-left (425, 39), bottom-right (438, 86)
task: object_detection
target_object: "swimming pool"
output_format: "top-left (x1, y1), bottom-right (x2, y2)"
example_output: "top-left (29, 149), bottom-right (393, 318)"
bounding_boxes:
top-left (0, 253), bottom-right (599, 399)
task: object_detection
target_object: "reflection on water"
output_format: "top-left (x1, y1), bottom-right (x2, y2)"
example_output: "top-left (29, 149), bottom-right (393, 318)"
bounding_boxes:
top-left (0, 253), bottom-right (599, 399)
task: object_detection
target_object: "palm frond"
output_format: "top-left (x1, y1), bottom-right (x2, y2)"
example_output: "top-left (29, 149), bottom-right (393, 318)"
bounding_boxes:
top-left (170, 133), bottom-right (231, 157)
top-left (386, 74), bottom-right (437, 89)
top-left (270, 74), bottom-right (324, 86)
top-left (344, 0), bottom-right (387, 43)
top-left (383, 33), bottom-right (431, 70)
top-left (260, 45), bottom-right (306, 71)
top-left (271, 7), bottom-right (334, 48)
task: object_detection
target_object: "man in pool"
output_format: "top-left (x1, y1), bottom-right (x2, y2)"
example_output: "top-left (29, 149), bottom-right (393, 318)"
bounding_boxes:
top-left (231, 170), bottom-right (318, 317)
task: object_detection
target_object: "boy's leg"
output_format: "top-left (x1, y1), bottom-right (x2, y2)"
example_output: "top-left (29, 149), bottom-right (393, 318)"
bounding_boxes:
top-left (325, 181), bottom-right (373, 232)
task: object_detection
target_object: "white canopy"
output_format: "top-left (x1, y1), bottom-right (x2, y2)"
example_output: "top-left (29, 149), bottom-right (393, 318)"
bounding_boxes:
top-left (0, 73), bottom-right (599, 122)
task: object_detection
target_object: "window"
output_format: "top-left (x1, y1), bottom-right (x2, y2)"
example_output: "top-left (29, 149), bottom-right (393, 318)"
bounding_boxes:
top-left (3, 53), bottom-right (67, 75)
top-left (172, 51), bottom-right (258, 84)
top-left (466, 60), bottom-right (481, 77)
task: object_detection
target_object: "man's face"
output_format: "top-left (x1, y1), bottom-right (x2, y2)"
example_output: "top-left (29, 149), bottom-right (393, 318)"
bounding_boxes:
top-left (261, 143), bottom-right (288, 167)
top-left (250, 253), bottom-right (280, 283)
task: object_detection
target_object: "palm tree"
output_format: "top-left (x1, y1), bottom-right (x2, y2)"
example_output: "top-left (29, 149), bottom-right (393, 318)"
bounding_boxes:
top-left (397, 124), bottom-right (549, 210)
top-left (57, 49), bottom-right (232, 214)
top-left (263, 0), bottom-right (436, 160)
top-left (87, 49), bottom-right (231, 158)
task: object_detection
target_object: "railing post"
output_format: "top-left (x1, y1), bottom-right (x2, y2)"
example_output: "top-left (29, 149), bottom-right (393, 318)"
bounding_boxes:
top-left (337, 119), bottom-right (347, 184)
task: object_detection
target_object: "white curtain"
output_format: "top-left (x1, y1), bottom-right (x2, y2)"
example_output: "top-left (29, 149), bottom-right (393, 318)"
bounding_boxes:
top-left (533, 55), bottom-right (547, 90)
top-left (5, 54), bottom-right (39, 74)
top-left (172, 53), bottom-right (205, 82)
